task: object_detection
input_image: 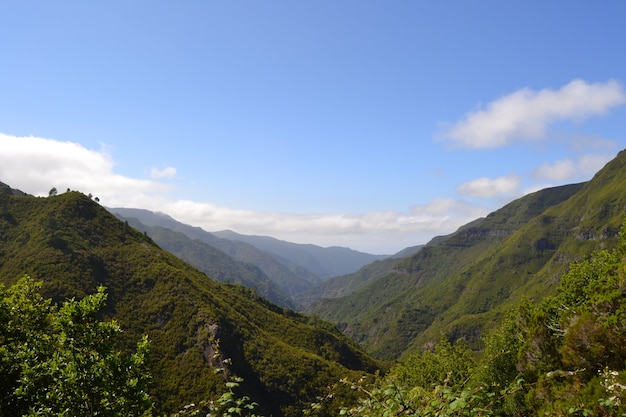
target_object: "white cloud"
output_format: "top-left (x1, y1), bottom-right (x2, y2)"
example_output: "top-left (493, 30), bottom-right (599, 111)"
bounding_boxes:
top-left (578, 154), bottom-right (613, 177)
top-left (0, 132), bottom-right (491, 253)
top-left (532, 159), bottom-right (576, 183)
top-left (442, 79), bottom-right (626, 149)
top-left (150, 166), bottom-right (177, 179)
top-left (456, 174), bottom-right (521, 198)
top-left (0, 133), bottom-right (169, 201)
top-left (569, 135), bottom-right (617, 152)
top-left (533, 154), bottom-right (613, 182)
top-left (159, 197), bottom-right (488, 254)
top-left (157, 198), bottom-right (485, 238)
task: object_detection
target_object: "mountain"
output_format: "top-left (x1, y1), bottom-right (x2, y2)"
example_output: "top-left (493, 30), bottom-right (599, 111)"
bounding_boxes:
top-left (108, 208), bottom-right (319, 296)
top-left (391, 244), bottom-right (424, 259)
top-left (295, 245), bottom-right (424, 307)
top-left (296, 257), bottom-right (402, 306)
top-left (213, 230), bottom-right (389, 279)
top-left (0, 181), bottom-right (29, 196)
top-left (308, 150), bottom-right (626, 360)
top-left (117, 216), bottom-right (296, 309)
top-left (0, 188), bottom-right (380, 416)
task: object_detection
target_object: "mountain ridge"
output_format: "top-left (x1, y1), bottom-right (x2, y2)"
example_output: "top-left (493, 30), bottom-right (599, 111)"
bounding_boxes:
top-left (310, 150), bottom-right (626, 360)
top-left (0, 189), bottom-right (381, 416)
top-left (108, 207), bottom-right (320, 296)
top-left (213, 229), bottom-right (389, 278)
top-left (117, 216), bottom-right (297, 309)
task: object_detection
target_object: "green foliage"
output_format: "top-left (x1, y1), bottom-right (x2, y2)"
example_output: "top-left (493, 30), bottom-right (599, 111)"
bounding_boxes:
top-left (319, 360), bottom-right (523, 417)
top-left (469, 218), bottom-right (626, 415)
top-left (391, 335), bottom-right (475, 390)
top-left (299, 333), bottom-right (520, 416)
top-left (324, 217), bottom-right (626, 416)
top-left (311, 151), bottom-right (626, 360)
top-left (0, 189), bottom-right (381, 416)
top-left (172, 340), bottom-right (262, 417)
top-left (0, 275), bottom-right (152, 416)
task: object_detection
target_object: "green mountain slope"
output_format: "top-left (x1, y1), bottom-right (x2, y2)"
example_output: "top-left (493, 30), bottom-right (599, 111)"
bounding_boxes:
top-left (294, 245), bottom-right (423, 307)
top-left (108, 208), bottom-right (319, 296)
top-left (308, 150), bottom-right (626, 359)
top-left (0, 189), bottom-right (380, 416)
top-left (0, 181), bottom-right (29, 196)
top-left (296, 257), bottom-right (402, 306)
top-left (117, 216), bottom-right (296, 309)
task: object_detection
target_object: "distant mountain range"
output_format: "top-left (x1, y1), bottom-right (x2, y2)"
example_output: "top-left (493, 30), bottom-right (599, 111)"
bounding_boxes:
top-left (212, 229), bottom-right (389, 278)
top-left (107, 150), bottom-right (626, 361)
top-left (118, 216), bottom-right (297, 309)
top-left (108, 207), bottom-right (390, 305)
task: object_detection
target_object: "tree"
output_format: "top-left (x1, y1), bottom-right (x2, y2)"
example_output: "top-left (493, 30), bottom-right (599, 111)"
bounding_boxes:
top-left (0, 276), bottom-right (152, 416)
top-left (391, 335), bottom-right (475, 389)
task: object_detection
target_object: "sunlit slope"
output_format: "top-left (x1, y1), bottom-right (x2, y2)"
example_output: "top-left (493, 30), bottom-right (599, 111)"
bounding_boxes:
top-left (309, 150), bottom-right (626, 360)
top-left (0, 188), bottom-right (380, 417)
top-left (117, 216), bottom-right (296, 309)
top-left (109, 207), bottom-right (320, 296)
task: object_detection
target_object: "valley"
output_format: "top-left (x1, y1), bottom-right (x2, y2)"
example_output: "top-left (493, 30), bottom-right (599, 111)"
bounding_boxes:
top-left (3, 149), bottom-right (626, 415)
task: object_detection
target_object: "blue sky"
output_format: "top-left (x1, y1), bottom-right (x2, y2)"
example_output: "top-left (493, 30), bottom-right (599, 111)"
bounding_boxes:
top-left (2, 1), bottom-right (626, 254)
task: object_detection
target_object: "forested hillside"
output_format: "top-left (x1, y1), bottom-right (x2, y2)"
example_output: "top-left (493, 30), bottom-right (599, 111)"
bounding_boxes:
top-left (0, 186), bottom-right (380, 416)
top-left (118, 216), bottom-right (296, 309)
top-left (3, 150), bottom-right (626, 416)
top-left (109, 208), bottom-right (322, 296)
top-left (213, 229), bottom-right (389, 279)
top-left (309, 150), bottom-right (626, 359)
top-left (323, 228), bottom-right (626, 416)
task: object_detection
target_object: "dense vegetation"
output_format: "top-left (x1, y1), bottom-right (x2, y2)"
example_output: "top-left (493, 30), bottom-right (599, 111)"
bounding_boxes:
top-left (313, 220), bottom-right (626, 416)
top-left (0, 276), bottom-right (152, 416)
top-left (7, 222), bottom-right (626, 416)
top-left (3, 150), bottom-right (626, 416)
top-left (0, 187), bottom-right (379, 416)
top-left (309, 151), bottom-right (626, 360)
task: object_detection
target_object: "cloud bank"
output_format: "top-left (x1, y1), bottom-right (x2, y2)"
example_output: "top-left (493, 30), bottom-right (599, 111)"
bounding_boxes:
top-left (0, 133), bottom-right (486, 253)
top-left (150, 166), bottom-right (177, 179)
top-left (533, 154), bottom-right (612, 183)
top-left (1, 74), bottom-right (617, 255)
top-left (456, 174), bottom-right (521, 198)
top-left (442, 79), bottom-right (626, 149)
top-left (0, 133), bottom-right (167, 201)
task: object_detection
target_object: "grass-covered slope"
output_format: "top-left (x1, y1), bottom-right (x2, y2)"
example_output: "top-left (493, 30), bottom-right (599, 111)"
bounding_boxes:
top-left (109, 208), bottom-right (320, 296)
top-left (0, 190), bottom-right (380, 416)
top-left (118, 216), bottom-right (296, 309)
top-left (309, 150), bottom-right (626, 360)
top-left (295, 245), bottom-right (422, 307)
top-left (296, 257), bottom-right (402, 306)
